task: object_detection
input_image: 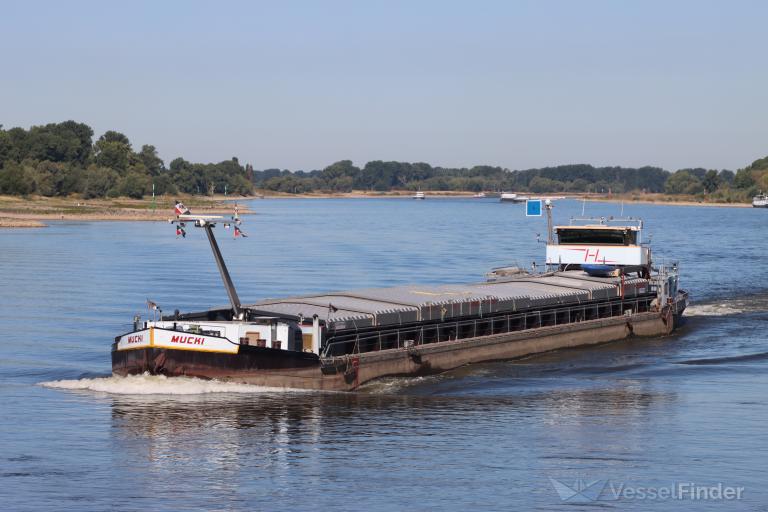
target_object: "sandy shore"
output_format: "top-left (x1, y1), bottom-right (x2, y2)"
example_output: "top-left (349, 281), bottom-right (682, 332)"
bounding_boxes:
top-left (257, 190), bottom-right (475, 199)
top-left (254, 190), bottom-right (752, 206)
top-left (0, 195), bottom-right (253, 228)
top-left (0, 217), bottom-right (46, 228)
top-left (588, 195), bottom-right (751, 208)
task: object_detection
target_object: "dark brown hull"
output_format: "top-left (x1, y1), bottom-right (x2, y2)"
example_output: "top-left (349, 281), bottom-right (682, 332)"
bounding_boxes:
top-left (112, 305), bottom-right (685, 391)
top-left (112, 344), bottom-right (320, 379)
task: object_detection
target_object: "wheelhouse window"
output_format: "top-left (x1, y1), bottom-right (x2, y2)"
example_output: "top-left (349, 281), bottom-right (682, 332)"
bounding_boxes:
top-left (556, 228), bottom-right (637, 245)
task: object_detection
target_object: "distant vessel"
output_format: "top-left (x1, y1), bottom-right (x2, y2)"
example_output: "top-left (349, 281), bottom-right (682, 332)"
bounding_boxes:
top-left (500, 192), bottom-right (530, 203)
top-left (413, 190), bottom-right (426, 200)
top-left (473, 192), bottom-right (486, 198)
top-left (112, 203), bottom-right (687, 391)
top-left (753, 192), bottom-right (768, 208)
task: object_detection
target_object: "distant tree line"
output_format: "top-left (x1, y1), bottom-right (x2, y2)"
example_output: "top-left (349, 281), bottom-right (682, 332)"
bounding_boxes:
top-left (660, 159), bottom-right (768, 202)
top-left (0, 121), bottom-right (253, 198)
top-left (1, 121), bottom-right (766, 202)
top-left (254, 159), bottom-right (764, 202)
top-left (252, 161), bottom-right (675, 195)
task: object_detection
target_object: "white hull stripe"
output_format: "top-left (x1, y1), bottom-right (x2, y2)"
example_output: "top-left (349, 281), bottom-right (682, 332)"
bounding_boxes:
top-left (116, 328), bottom-right (239, 354)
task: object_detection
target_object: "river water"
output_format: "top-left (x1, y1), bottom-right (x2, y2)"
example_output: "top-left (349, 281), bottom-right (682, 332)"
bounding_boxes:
top-left (1, 198), bottom-right (766, 510)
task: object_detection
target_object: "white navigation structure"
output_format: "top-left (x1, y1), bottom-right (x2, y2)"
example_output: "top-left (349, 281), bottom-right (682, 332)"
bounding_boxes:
top-left (546, 216), bottom-right (650, 275)
top-left (169, 201), bottom-right (244, 318)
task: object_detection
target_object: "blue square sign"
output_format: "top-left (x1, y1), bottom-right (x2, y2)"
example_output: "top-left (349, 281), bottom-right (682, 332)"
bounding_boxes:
top-left (526, 199), bottom-right (542, 216)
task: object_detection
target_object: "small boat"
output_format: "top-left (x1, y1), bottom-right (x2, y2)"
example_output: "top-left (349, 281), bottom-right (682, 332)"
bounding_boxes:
top-left (500, 192), bottom-right (530, 203)
top-left (753, 193), bottom-right (768, 208)
top-left (473, 192), bottom-right (487, 198)
top-left (413, 190), bottom-right (426, 200)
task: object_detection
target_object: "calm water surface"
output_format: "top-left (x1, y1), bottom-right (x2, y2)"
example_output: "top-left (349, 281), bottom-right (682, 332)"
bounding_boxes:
top-left (1, 198), bottom-right (767, 511)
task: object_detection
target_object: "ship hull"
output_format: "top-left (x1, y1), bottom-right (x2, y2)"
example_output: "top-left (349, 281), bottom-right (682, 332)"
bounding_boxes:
top-left (112, 344), bottom-right (320, 380)
top-left (112, 304), bottom-right (686, 391)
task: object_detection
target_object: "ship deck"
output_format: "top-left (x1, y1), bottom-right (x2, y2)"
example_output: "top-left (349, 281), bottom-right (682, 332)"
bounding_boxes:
top-left (245, 270), bottom-right (651, 331)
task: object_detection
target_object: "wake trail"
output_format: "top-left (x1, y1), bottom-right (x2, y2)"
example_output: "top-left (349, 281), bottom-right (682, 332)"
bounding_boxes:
top-left (40, 373), bottom-right (309, 395)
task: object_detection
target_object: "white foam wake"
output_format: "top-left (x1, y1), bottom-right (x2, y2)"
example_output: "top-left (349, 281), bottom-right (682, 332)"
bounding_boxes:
top-left (685, 303), bottom-right (745, 317)
top-left (41, 373), bottom-right (303, 395)
top-left (358, 374), bottom-right (441, 394)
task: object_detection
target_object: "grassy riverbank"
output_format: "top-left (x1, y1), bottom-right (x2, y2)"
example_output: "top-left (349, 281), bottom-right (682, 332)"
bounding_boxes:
top-left (0, 195), bottom-right (252, 228)
top-left (586, 192), bottom-right (751, 208)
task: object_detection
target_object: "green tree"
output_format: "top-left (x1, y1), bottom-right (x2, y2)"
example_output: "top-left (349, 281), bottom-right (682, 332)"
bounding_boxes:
top-left (56, 120), bottom-right (94, 164)
top-left (31, 161), bottom-right (68, 196)
top-left (529, 176), bottom-right (564, 193)
top-left (568, 178), bottom-right (590, 192)
top-left (116, 171), bottom-right (151, 198)
top-left (0, 129), bottom-right (12, 165)
top-left (5, 127), bottom-right (29, 162)
top-left (82, 167), bottom-right (120, 198)
top-left (154, 174), bottom-right (178, 195)
top-left (747, 156), bottom-right (768, 171)
top-left (330, 175), bottom-right (355, 192)
top-left (94, 131), bottom-right (132, 172)
top-left (0, 163), bottom-right (34, 195)
top-left (137, 144), bottom-right (164, 175)
top-left (702, 170), bottom-right (721, 193)
top-left (733, 168), bottom-right (755, 189)
top-left (169, 157), bottom-right (191, 172)
top-left (99, 130), bottom-right (131, 146)
top-left (719, 170), bottom-right (735, 185)
top-left (665, 171), bottom-right (703, 195)
top-left (321, 160), bottom-right (359, 180)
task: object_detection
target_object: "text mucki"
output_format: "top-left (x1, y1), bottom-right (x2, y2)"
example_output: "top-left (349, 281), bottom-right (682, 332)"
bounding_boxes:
top-left (170, 335), bottom-right (205, 345)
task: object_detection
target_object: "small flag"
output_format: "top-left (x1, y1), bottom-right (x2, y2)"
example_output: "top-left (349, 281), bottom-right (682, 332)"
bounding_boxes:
top-left (174, 200), bottom-right (190, 216)
top-left (147, 299), bottom-right (159, 311)
top-left (328, 303), bottom-right (339, 313)
top-left (234, 226), bottom-right (247, 238)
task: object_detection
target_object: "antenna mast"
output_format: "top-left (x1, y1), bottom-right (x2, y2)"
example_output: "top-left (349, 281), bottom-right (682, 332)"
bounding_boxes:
top-left (203, 222), bottom-right (242, 318)
top-left (545, 199), bottom-right (554, 245)
top-left (172, 212), bottom-right (244, 319)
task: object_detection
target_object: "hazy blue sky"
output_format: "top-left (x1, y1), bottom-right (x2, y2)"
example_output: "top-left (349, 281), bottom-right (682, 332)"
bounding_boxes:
top-left (2, 0), bottom-right (766, 171)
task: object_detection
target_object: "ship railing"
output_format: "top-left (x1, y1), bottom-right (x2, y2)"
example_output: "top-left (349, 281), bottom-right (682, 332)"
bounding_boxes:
top-left (650, 259), bottom-right (681, 304)
top-left (568, 216), bottom-right (643, 228)
top-left (322, 296), bottom-right (654, 358)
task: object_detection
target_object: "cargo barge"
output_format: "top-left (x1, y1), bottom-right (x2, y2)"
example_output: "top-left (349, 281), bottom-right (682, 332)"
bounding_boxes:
top-left (112, 201), bottom-right (688, 391)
